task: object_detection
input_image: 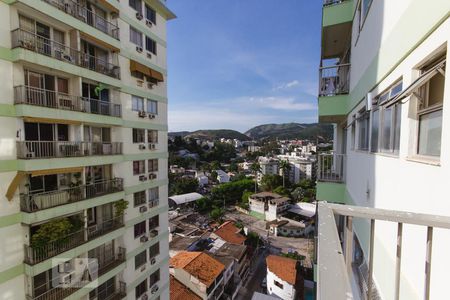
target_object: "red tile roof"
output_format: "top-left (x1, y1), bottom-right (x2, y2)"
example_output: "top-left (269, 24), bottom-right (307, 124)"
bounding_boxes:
top-left (266, 255), bottom-right (298, 285)
top-left (214, 221), bottom-right (246, 245)
top-left (170, 275), bottom-right (201, 300)
top-left (170, 251), bottom-right (225, 287)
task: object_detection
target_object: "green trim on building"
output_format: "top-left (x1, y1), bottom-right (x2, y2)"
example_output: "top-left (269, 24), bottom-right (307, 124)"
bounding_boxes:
top-left (0, 213), bottom-right (21, 228)
top-left (119, 13), bottom-right (167, 47)
top-left (318, 95), bottom-right (349, 118)
top-left (316, 181), bottom-right (347, 204)
top-left (0, 264), bottom-right (23, 285)
top-left (322, 0), bottom-right (354, 27)
top-left (124, 178), bottom-right (168, 194)
top-left (16, 155), bottom-right (123, 171)
top-left (249, 210), bottom-right (265, 220)
top-left (126, 255), bottom-right (169, 292)
top-left (0, 104), bottom-right (16, 117)
top-left (0, 160), bottom-right (18, 172)
top-left (126, 230), bottom-right (169, 260)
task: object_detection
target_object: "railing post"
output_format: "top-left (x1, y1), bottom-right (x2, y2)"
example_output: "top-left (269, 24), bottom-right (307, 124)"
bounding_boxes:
top-left (345, 216), bottom-right (353, 276)
top-left (367, 219), bottom-right (375, 300)
top-left (394, 222), bottom-right (403, 300)
top-left (424, 226), bottom-right (433, 300)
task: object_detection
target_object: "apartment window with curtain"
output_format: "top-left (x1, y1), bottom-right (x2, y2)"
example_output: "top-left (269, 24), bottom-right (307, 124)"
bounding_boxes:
top-left (149, 269), bottom-right (160, 286)
top-left (147, 100), bottom-right (158, 114)
top-left (357, 107), bottom-right (370, 151)
top-left (148, 159), bottom-right (158, 172)
top-left (417, 56), bottom-right (446, 158)
top-left (132, 128), bottom-right (145, 143)
top-left (135, 279), bottom-right (147, 299)
top-left (149, 215), bottom-right (159, 230)
top-left (134, 221), bottom-right (146, 238)
top-left (129, 0), bottom-right (142, 13)
top-left (130, 26), bottom-right (143, 47)
top-left (145, 36), bottom-right (157, 55)
top-left (145, 5), bottom-right (156, 24)
top-left (133, 160), bottom-right (145, 175)
top-left (148, 130), bottom-right (158, 143)
top-left (135, 250), bottom-right (147, 269)
top-left (132, 96), bottom-right (144, 111)
top-left (148, 187), bottom-right (159, 201)
top-left (134, 191), bottom-right (146, 207)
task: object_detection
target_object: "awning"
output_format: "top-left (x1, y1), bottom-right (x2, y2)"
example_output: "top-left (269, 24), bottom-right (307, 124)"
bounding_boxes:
top-left (130, 60), bottom-right (164, 82)
top-left (23, 117), bottom-right (81, 125)
top-left (384, 60), bottom-right (446, 107)
top-left (5, 172), bottom-right (26, 201)
top-left (30, 167), bottom-right (84, 177)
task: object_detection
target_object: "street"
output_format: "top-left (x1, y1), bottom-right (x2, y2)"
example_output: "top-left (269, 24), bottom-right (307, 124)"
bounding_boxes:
top-left (236, 247), bottom-right (268, 300)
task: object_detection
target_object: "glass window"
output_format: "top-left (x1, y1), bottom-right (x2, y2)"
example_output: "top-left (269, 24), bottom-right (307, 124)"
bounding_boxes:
top-left (129, 0), bottom-right (142, 13)
top-left (357, 108), bottom-right (370, 151)
top-left (130, 27), bottom-right (143, 47)
top-left (132, 96), bottom-right (144, 111)
top-left (145, 5), bottom-right (156, 24)
top-left (135, 250), bottom-right (147, 269)
top-left (148, 159), bottom-right (158, 172)
top-left (149, 242), bottom-right (159, 258)
top-left (149, 215), bottom-right (159, 230)
top-left (145, 36), bottom-right (157, 55)
top-left (370, 109), bottom-right (379, 152)
top-left (135, 279), bottom-right (147, 299)
top-left (134, 191), bottom-right (146, 207)
top-left (147, 100), bottom-right (158, 114)
top-left (134, 221), bottom-right (146, 238)
top-left (133, 128), bottom-right (145, 143)
top-left (148, 130), bottom-right (158, 143)
top-left (381, 106), bottom-right (392, 151)
top-left (133, 160), bottom-right (145, 175)
top-left (148, 187), bottom-right (159, 201)
top-left (149, 269), bottom-right (160, 286)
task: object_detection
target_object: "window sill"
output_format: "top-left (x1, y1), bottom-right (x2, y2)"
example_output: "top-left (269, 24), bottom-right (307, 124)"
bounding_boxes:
top-left (372, 151), bottom-right (399, 159)
top-left (406, 156), bottom-right (440, 166)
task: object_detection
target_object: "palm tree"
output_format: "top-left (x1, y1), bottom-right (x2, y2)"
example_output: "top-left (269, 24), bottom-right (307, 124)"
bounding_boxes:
top-left (250, 162), bottom-right (261, 193)
top-left (279, 160), bottom-right (291, 188)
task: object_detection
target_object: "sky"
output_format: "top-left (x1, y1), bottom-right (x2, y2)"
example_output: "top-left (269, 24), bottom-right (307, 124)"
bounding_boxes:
top-left (166, 1), bottom-right (322, 133)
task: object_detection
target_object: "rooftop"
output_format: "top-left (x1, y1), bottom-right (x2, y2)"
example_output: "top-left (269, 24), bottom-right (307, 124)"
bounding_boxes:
top-left (250, 192), bottom-right (289, 203)
top-left (169, 192), bottom-right (204, 205)
top-left (215, 243), bottom-right (247, 260)
top-left (213, 221), bottom-right (246, 245)
top-left (170, 275), bottom-right (201, 300)
top-left (266, 255), bottom-right (299, 285)
top-left (170, 251), bottom-right (225, 287)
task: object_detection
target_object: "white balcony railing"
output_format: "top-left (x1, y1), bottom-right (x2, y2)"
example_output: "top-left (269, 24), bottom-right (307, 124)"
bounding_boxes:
top-left (318, 153), bottom-right (345, 182)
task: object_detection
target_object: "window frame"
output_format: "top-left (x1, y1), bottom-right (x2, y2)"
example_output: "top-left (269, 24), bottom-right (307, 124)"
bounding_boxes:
top-left (356, 107), bottom-right (370, 151)
top-left (147, 99), bottom-right (158, 114)
top-left (135, 279), bottom-right (147, 299)
top-left (135, 250), bottom-right (147, 269)
top-left (133, 160), bottom-right (145, 175)
top-left (129, 26), bottom-right (143, 47)
top-left (132, 128), bottom-right (146, 143)
top-left (145, 4), bottom-right (156, 24)
top-left (148, 159), bottom-right (158, 173)
top-left (129, 0), bottom-right (142, 14)
top-left (132, 96), bottom-right (144, 112)
top-left (148, 130), bottom-right (158, 144)
top-left (145, 36), bottom-right (157, 55)
top-left (134, 220), bottom-right (146, 238)
top-left (134, 190), bottom-right (146, 207)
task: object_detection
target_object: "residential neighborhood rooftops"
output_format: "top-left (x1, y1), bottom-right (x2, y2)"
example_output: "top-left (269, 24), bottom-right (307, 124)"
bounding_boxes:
top-left (170, 275), bottom-right (201, 300)
top-left (250, 192), bottom-right (290, 204)
top-left (266, 255), bottom-right (299, 285)
top-left (213, 221), bottom-right (246, 245)
top-left (170, 251), bottom-right (225, 287)
top-left (215, 242), bottom-right (247, 260)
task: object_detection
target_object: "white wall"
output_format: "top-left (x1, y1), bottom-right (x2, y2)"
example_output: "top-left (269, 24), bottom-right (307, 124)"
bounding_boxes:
top-left (267, 269), bottom-right (296, 300)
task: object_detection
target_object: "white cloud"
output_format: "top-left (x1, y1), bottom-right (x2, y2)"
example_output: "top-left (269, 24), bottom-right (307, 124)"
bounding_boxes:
top-left (273, 80), bottom-right (300, 91)
top-left (244, 96), bottom-right (316, 111)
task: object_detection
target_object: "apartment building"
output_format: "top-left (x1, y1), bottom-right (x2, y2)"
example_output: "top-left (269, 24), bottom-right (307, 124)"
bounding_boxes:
top-left (316, 0), bottom-right (450, 299)
top-left (0, 0), bottom-right (175, 299)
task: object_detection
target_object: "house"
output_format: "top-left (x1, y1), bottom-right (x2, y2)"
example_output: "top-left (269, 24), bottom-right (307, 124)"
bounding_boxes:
top-left (195, 171), bottom-right (209, 187)
top-left (216, 169), bottom-right (230, 183)
top-left (211, 221), bottom-right (246, 245)
top-left (168, 192), bottom-right (204, 210)
top-left (170, 275), bottom-right (201, 300)
top-left (170, 251), bottom-right (225, 300)
top-left (249, 192), bottom-right (290, 221)
top-left (266, 255), bottom-right (304, 300)
top-left (268, 218), bottom-right (314, 238)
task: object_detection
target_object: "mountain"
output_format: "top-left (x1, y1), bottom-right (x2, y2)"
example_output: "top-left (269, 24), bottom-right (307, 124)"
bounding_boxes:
top-left (244, 122), bottom-right (333, 141)
top-left (170, 129), bottom-right (251, 141)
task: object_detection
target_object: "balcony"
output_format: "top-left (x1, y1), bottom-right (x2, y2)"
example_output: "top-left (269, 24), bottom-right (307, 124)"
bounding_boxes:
top-left (20, 178), bottom-right (123, 213)
top-left (24, 216), bottom-right (124, 265)
top-left (17, 141), bottom-right (123, 159)
top-left (41, 0), bottom-right (120, 40)
top-left (97, 281), bottom-right (127, 300)
top-left (14, 86), bottom-right (121, 117)
top-left (316, 202), bottom-right (450, 300)
top-left (318, 153), bottom-right (345, 183)
top-left (11, 29), bottom-right (120, 79)
top-left (97, 247), bottom-right (126, 276)
top-left (322, 0), bottom-right (353, 27)
top-left (319, 64), bottom-right (350, 97)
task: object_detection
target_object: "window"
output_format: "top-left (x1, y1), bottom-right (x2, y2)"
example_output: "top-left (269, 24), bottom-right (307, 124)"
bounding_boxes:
top-left (350, 115), bottom-right (356, 150)
top-left (148, 187), bottom-right (159, 201)
top-left (149, 269), bottom-right (160, 286)
top-left (274, 280), bottom-right (283, 289)
top-left (134, 191), bottom-right (146, 207)
top-left (149, 242), bottom-right (159, 258)
top-left (129, 0), bottom-right (142, 13)
top-left (145, 36), bottom-right (157, 55)
top-left (134, 221), bottom-right (146, 238)
top-left (133, 160), bottom-right (145, 175)
top-left (357, 107), bottom-right (370, 150)
top-left (145, 5), bottom-right (156, 24)
top-left (148, 159), bottom-right (158, 172)
top-left (357, 0), bottom-right (373, 31)
top-left (135, 250), bottom-right (147, 269)
top-left (149, 215), bottom-right (159, 230)
top-left (417, 57), bottom-right (445, 158)
top-left (133, 128), bottom-right (145, 143)
top-left (147, 100), bottom-right (158, 114)
top-left (130, 27), bottom-right (143, 47)
top-left (135, 279), bottom-right (147, 299)
top-left (148, 130), bottom-right (158, 143)
top-left (132, 96), bottom-right (144, 111)
top-left (370, 109), bottom-right (379, 152)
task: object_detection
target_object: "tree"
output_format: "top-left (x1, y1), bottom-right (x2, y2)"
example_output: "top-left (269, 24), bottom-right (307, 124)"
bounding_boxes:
top-left (279, 160), bottom-right (291, 188)
top-left (240, 190), bottom-right (253, 209)
top-left (210, 179), bottom-right (254, 207)
top-left (210, 207), bottom-right (224, 221)
top-left (196, 197), bottom-right (213, 213)
top-left (260, 174), bottom-right (283, 192)
top-left (170, 177), bottom-right (199, 195)
top-left (250, 162), bottom-right (261, 192)
top-left (273, 186), bottom-right (291, 198)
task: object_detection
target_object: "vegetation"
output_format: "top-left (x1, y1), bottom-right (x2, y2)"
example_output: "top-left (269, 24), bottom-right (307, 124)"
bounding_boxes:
top-left (279, 160), bottom-right (291, 188)
top-left (260, 174), bottom-right (283, 192)
top-left (31, 217), bottom-right (83, 248)
top-left (246, 231), bottom-right (262, 248)
top-left (281, 251), bottom-right (306, 261)
top-left (244, 122), bottom-right (333, 141)
top-left (209, 207), bottom-right (225, 221)
top-left (291, 179), bottom-right (316, 202)
top-left (273, 186), bottom-right (291, 197)
top-left (174, 129), bottom-right (251, 141)
top-left (170, 177), bottom-right (199, 196)
top-left (202, 142), bottom-right (237, 163)
top-left (250, 162), bottom-right (261, 192)
top-left (239, 190), bottom-right (253, 209)
top-left (114, 200), bottom-right (128, 217)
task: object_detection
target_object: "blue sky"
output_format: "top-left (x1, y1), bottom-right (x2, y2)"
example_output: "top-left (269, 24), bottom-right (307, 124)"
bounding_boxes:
top-left (167, 1), bottom-right (321, 132)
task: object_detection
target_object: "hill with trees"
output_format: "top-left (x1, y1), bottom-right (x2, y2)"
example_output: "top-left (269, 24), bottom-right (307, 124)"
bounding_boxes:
top-left (244, 122), bottom-right (333, 141)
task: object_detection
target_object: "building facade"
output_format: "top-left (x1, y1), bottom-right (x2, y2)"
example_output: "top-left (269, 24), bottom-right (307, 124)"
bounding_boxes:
top-left (317, 0), bottom-right (450, 299)
top-left (0, 0), bottom-right (175, 299)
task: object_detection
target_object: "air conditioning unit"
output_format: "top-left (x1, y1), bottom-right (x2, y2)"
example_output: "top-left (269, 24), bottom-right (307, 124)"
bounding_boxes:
top-left (137, 80), bottom-right (144, 87)
top-left (136, 46), bottom-right (143, 53)
top-left (147, 82), bottom-right (154, 89)
top-left (59, 272), bottom-right (75, 285)
top-left (140, 235), bottom-right (148, 243)
top-left (146, 52), bottom-right (152, 59)
top-left (148, 143), bottom-right (156, 150)
top-left (149, 173), bottom-right (157, 180)
top-left (145, 19), bottom-right (153, 27)
top-left (139, 206), bottom-right (148, 213)
top-left (151, 285), bottom-right (159, 294)
top-left (139, 144), bottom-right (146, 150)
top-left (139, 175), bottom-right (147, 181)
top-left (149, 229), bottom-right (158, 238)
top-left (150, 257), bottom-right (156, 265)
top-left (138, 111), bottom-right (146, 118)
top-left (141, 294), bottom-right (148, 300)
top-left (58, 262), bottom-right (72, 273)
top-left (148, 114), bottom-right (156, 119)
top-left (140, 264), bottom-right (146, 272)
top-left (136, 12), bottom-right (143, 20)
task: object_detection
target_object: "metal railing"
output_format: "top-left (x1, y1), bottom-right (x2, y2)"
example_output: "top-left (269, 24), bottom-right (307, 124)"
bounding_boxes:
top-left (42, 0), bottom-right (120, 40)
top-left (14, 85), bottom-right (121, 117)
top-left (97, 247), bottom-right (126, 276)
top-left (319, 63), bottom-right (350, 96)
top-left (17, 141), bottom-right (123, 159)
top-left (316, 202), bottom-right (450, 300)
top-left (24, 216), bottom-right (124, 265)
top-left (11, 29), bottom-right (120, 79)
top-left (318, 153), bottom-right (345, 182)
top-left (323, 0), bottom-right (350, 7)
top-left (20, 178), bottom-right (123, 213)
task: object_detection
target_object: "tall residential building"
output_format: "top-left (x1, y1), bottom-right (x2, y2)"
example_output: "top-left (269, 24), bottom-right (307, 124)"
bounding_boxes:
top-left (316, 1), bottom-right (450, 300)
top-left (0, 0), bottom-right (175, 299)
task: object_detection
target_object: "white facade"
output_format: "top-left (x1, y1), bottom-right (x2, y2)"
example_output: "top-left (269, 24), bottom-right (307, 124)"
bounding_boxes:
top-left (266, 268), bottom-right (296, 300)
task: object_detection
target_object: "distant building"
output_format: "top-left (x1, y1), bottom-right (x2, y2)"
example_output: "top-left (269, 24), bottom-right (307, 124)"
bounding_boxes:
top-left (266, 255), bottom-right (304, 300)
top-left (216, 169), bottom-right (230, 183)
top-left (248, 192), bottom-right (290, 221)
top-left (169, 192), bottom-right (204, 210)
top-left (258, 157), bottom-right (279, 183)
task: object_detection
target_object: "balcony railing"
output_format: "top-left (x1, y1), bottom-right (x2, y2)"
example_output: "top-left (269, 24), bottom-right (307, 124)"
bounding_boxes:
top-left (323, 0), bottom-right (350, 7)
top-left (11, 29), bottom-right (120, 79)
top-left (14, 85), bottom-right (121, 117)
top-left (98, 247), bottom-right (126, 276)
top-left (319, 63), bottom-right (350, 96)
top-left (17, 141), bottom-right (123, 159)
top-left (316, 202), bottom-right (450, 300)
top-left (20, 178), bottom-right (123, 213)
top-left (41, 0), bottom-right (120, 40)
top-left (318, 153), bottom-right (345, 182)
top-left (24, 216), bottom-right (124, 265)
